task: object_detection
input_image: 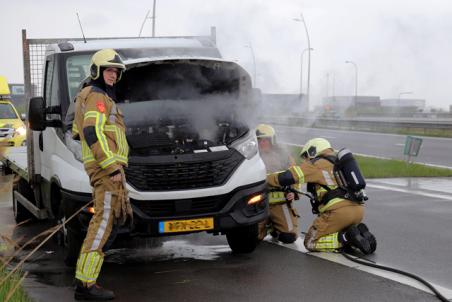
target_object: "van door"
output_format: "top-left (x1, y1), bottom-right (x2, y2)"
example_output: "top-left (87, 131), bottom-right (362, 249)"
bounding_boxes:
top-left (40, 55), bottom-right (60, 182)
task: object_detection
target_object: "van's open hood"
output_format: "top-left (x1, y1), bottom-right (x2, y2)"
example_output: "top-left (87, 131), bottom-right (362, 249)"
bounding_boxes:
top-left (123, 56), bottom-right (252, 84)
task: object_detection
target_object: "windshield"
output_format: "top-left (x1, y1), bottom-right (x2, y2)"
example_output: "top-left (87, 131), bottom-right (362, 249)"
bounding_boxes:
top-left (0, 103), bottom-right (18, 119)
top-left (66, 54), bottom-right (91, 101)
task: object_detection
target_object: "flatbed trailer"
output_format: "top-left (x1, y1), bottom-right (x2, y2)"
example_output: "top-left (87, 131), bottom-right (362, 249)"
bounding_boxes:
top-left (1, 146), bottom-right (47, 219)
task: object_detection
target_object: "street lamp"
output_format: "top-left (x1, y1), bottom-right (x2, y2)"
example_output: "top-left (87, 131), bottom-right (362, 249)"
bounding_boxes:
top-left (294, 14), bottom-right (312, 111)
top-left (345, 60), bottom-right (358, 102)
top-left (299, 47), bottom-right (314, 99)
top-left (244, 44), bottom-right (257, 87)
top-left (138, 0), bottom-right (157, 37)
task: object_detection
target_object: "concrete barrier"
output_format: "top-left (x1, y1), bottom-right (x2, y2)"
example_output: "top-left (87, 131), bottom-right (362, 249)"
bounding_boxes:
top-left (261, 116), bottom-right (452, 136)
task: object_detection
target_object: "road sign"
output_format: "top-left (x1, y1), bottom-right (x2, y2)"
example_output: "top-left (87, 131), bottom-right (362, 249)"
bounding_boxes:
top-left (403, 136), bottom-right (423, 162)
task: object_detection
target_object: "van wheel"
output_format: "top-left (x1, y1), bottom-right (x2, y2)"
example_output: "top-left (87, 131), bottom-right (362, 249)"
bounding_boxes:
top-left (226, 223), bottom-right (260, 254)
top-left (62, 197), bottom-right (84, 267)
top-left (13, 179), bottom-right (34, 223)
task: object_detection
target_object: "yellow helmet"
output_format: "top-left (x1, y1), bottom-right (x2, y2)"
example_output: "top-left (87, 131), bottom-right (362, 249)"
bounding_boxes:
top-left (90, 49), bottom-right (126, 82)
top-left (256, 124), bottom-right (276, 144)
top-left (300, 138), bottom-right (332, 159)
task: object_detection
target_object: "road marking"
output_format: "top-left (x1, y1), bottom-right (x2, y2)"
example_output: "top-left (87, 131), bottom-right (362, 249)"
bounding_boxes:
top-left (267, 238), bottom-right (452, 299)
top-left (367, 183), bottom-right (452, 201)
top-left (395, 143), bottom-right (405, 146)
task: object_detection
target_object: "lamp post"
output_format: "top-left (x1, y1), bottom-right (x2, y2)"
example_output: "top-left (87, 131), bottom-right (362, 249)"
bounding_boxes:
top-left (151, 0), bottom-right (157, 37)
top-left (326, 72), bottom-right (330, 98)
top-left (299, 47), bottom-right (313, 99)
top-left (345, 60), bottom-right (358, 102)
top-left (138, 0), bottom-right (157, 37)
top-left (244, 44), bottom-right (257, 87)
top-left (294, 14), bottom-right (312, 111)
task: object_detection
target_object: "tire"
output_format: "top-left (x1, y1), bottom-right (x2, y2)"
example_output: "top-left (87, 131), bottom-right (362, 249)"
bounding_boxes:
top-left (226, 223), bottom-right (260, 254)
top-left (62, 196), bottom-right (84, 267)
top-left (13, 179), bottom-right (34, 223)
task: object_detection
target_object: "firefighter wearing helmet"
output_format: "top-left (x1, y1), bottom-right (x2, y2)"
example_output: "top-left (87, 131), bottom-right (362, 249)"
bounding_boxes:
top-left (72, 49), bottom-right (131, 300)
top-left (256, 124), bottom-right (300, 244)
top-left (267, 137), bottom-right (377, 255)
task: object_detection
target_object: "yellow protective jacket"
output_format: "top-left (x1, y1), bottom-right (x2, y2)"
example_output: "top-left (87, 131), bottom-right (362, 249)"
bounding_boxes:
top-left (267, 150), bottom-right (345, 212)
top-left (72, 86), bottom-right (129, 176)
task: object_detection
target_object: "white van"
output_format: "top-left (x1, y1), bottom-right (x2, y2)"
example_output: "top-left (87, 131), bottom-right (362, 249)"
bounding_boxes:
top-left (2, 29), bottom-right (268, 266)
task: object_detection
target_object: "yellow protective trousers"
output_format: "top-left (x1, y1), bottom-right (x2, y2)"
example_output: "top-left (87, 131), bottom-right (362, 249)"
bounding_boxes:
top-left (258, 202), bottom-right (299, 241)
top-left (304, 201), bottom-right (364, 252)
top-left (75, 173), bottom-right (131, 284)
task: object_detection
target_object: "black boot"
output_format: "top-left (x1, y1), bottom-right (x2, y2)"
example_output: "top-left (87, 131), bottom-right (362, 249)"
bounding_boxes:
top-left (74, 280), bottom-right (115, 301)
top-left (339, 225), bottom-right (372, 255)
top-left (357, 223), bottom-right (377, 254)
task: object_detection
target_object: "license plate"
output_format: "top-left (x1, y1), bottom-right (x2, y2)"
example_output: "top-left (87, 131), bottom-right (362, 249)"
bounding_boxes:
top-left (158, 217), bottom-right (214, 233)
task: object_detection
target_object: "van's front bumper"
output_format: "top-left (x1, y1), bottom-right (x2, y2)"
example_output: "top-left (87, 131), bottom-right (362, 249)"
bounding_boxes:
top-left (63, 180), bottom-right (268, 236)
top-left (131, 180), bottom-right (268, 236)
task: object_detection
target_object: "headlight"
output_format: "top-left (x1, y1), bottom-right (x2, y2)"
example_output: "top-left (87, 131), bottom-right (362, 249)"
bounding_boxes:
top-left (15, 126), bottom-right (26, 136)
top-left (231, 131), bottom-right (258, 159)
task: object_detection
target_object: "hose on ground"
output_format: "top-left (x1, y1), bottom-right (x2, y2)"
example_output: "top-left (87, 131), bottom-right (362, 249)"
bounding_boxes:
top-left (341, 251), bottom-right (450, 302)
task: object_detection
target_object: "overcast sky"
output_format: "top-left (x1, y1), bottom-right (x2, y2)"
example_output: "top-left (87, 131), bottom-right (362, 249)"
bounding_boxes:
top-left (1, 0), bottom-right (451, 109)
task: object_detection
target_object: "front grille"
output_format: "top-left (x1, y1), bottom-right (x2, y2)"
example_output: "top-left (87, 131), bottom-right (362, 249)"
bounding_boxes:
top-left (125, 150), bottom-right (244, 191)
top-left (132, 192), bottom-right (233, 217)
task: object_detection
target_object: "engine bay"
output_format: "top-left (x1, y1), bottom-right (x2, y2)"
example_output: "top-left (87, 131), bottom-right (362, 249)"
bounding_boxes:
top-left (125, 117), bottom-right (247, 156)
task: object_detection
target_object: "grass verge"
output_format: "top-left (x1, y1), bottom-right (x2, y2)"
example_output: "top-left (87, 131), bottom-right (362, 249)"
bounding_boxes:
top-left (0, 266), bottom-right (30, 302)
top-left (288, 146), bottom-right (452, 178)
top-left (355, 155), bottom-right (452, 178)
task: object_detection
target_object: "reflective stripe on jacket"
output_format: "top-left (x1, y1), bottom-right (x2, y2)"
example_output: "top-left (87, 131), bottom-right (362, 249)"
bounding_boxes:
top-left (269, 191), bottom-right (287, 204)
top-left (315, 185), bottom-right (344, 213)
top-left (72, 86), bottom-right (129, 175)
top-left (267, 150), bottom-right (346, 212)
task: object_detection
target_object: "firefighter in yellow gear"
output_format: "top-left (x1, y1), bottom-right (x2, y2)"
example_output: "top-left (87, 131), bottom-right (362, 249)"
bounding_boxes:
top-left (267, 138), bottom-right (376, 254)
top-left (256, 124), bottom-right (300, 244)
top-left (72, 49), bottom-right (131, 300)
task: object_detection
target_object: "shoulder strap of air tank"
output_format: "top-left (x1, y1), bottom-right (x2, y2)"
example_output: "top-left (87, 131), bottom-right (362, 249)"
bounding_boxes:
top-left (315, 154), bottom-right (337, 165)
top-left (307, 183), bottom-right (320, 214)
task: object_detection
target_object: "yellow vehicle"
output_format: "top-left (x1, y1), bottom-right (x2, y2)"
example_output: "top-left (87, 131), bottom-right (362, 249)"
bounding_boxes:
top-left (0, 76), bottom-right (26, 147)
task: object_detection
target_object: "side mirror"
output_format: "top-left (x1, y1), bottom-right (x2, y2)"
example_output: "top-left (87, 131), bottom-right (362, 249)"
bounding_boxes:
top-left (20, 113), bottom-right (26, 121)
top-left (28, 97), bottom-right (63, 131)
top-left (28, 97), bottom-right (46, 131)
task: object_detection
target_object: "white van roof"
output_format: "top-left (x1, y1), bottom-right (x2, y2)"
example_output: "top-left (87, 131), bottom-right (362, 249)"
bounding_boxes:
top-left (46, 36), bottom-right (220, 58)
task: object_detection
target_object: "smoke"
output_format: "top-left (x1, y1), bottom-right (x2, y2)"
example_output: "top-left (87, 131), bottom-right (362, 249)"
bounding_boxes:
top-left (115, 59), bottom-right (258, 153)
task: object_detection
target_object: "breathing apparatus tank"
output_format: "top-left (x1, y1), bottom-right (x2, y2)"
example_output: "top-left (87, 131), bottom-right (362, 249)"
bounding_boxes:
top-left (333, 148), bottom-right (368, 201)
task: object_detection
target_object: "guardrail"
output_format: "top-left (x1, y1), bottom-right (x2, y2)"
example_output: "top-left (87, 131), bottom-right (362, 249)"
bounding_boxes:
top-left (261, 116), bottom-right (452, 136)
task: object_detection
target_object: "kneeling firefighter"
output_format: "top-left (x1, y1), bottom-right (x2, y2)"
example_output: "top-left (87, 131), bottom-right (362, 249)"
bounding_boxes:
top-left (266, 138), bottom-right (377, 254)
top-left (72, 49), bottom-right (132, 300)
top-left (256, 124), bottom-right (300, 244)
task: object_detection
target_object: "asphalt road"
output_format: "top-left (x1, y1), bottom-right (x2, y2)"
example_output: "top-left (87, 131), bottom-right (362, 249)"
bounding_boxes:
top-left (295, 178), bottom-right (452, 290)
top-left (275, 125), bottom-right (452, 168)
top-left (1, 178), bottom-right (451, 302)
